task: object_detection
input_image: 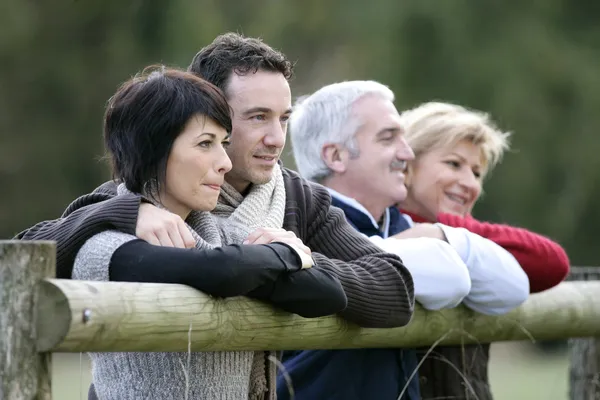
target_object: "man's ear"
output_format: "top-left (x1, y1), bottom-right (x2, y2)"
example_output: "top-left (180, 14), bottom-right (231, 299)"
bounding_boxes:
top-left (322, 143), bottom-right (349, 174)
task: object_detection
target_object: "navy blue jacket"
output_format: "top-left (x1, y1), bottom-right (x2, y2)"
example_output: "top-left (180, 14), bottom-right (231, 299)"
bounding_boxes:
top-left (277, 193), bottom-right (420, 400)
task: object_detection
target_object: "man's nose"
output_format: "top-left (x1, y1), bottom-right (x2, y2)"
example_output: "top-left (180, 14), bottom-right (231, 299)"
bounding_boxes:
top-left (397, 137), bottom-right (415, 160)
top-left (263, 121), bottom-right (286, 149)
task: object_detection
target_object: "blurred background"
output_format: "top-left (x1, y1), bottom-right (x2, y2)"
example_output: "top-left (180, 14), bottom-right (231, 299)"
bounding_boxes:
top-left (3, 0), bottom-right (598, 398)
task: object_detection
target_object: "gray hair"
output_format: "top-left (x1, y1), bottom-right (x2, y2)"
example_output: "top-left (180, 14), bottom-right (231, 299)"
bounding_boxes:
top-left (289, 80), bottom-right (395, 182)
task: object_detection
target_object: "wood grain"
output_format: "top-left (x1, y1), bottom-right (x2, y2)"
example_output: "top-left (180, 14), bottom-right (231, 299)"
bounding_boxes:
top-left (35, 278), bottom-right (600, 353)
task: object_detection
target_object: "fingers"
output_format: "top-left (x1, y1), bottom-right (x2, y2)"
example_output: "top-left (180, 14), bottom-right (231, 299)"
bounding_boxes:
top-left (155, 229), bottom-right (176, 248)
top-left (136, 203), bottom-right (193, 248)
top-left (178, 220), bottom-right (197, 249)
top-left (143, 233), bottom-right (161, 247)
top-left (243, 228), bottom-right (270, 244)
top-left (245, 228), bottom-right (312, 256)
top-left (168, 228), bottom-right (185, 249)
top-left (244, 228), bottom-right (295, 245)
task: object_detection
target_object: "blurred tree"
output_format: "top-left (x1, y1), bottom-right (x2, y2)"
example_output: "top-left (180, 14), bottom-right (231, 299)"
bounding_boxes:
top-left (1, 0), bottom-right (598, 265)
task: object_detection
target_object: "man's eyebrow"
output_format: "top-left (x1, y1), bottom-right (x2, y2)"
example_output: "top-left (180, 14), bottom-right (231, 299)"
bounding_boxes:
top-left (376, 127), bottom-right (402, 136)
top-left (242, 107), bottom-right (272, 116)
top-left (242, 107), bottom-right (293, 116)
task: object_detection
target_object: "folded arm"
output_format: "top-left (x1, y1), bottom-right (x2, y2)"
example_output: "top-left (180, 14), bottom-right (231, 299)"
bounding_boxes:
top-left (436, 224), bottom-right (530, 315)
top-left (76, 235), bottom-right (347, 318)
top-left (437, 212), bottom-right (570, 293)
top-left (305, 184), bottom-right (414, 328)
top-left (16, 188), bottom-right (139, 279)
top-left (369, 236), bottom-right (471, 310)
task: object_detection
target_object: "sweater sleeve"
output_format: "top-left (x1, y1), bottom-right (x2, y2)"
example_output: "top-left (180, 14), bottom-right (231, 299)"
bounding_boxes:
top-left (436, 213), bottom-right (570, 293)
top-left (369, 236), bottom-right (471, 311)
top-left (435, 224), bottom-right (530, 315)
top-left (246, 267), bottom-right (348, 318)
top-left (304, 182), bottom-right (415, 328)
top-left (16, 187), bottom-right (140, 280)
top-left (107, 239), bottom-right (303, 298)
top-left (109, 238), bottom-right (347, 317)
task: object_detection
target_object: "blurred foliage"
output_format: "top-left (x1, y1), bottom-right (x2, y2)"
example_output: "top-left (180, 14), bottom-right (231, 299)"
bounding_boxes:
top-left (2, 0), bottom-right (599, 264)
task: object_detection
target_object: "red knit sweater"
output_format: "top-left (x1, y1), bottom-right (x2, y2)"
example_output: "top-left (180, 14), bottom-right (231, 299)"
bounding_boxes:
top-left (401, 210), bottom-right (570, 293)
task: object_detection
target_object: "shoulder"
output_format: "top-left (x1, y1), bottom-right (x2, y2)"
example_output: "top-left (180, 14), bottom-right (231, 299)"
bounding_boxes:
top-left (60, 181), bottom-right (120, 218)
top-left (282, 167), bottom-right (331, 208)
top-left (78, 230), bottom-right (137, 257)
top-left (73, 231), bottom-right (137, 280)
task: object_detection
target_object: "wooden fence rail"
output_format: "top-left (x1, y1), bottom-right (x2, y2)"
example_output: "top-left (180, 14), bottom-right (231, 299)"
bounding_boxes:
top-left (0, 241), bottom-right (598, 400)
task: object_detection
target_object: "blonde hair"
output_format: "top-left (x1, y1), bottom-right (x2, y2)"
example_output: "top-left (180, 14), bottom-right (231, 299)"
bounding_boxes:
top-left (399, 102), bottom-right (511, 177)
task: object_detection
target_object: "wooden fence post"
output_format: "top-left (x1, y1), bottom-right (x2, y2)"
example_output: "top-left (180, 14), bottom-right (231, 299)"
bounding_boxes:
top-left (0, 241), bottom-right (55, 400)
top-left (568, 266), bottom-right (600, 400)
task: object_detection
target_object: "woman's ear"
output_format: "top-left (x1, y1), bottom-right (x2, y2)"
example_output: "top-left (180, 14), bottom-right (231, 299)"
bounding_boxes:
top-left (321, 143), bottom-right (349, 174)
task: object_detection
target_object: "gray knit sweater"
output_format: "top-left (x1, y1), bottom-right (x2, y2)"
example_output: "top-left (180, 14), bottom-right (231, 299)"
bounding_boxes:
top-left (73, 230), bottom-right (255, 400)
top-left (73, 166), bottom-right (287, 400)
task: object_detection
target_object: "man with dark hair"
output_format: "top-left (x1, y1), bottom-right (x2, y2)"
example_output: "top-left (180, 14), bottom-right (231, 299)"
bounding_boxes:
top-left (18, 33), bottom-right (415, 399)
top-left (188, 32), bottom-right (294, 92)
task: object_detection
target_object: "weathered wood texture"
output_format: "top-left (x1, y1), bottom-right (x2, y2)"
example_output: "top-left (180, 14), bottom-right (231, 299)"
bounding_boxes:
top-left (35, 278), bottom-right (600, 353)
top-left (568, 267), bottom-right (600, 400)
top-left (0, 241), bottom-right (55, 400)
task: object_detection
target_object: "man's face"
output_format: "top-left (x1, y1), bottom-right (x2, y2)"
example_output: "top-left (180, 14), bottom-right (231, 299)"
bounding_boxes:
top-left (224, 70), bottom-right (292, 193)
top-left (342, 95), bottom-right (415, 209)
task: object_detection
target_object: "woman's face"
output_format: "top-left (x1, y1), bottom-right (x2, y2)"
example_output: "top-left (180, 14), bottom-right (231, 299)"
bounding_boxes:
top-left (404, 139), bottom-right (484, 219)
top-left (160, 116), bottom-right (232, 219)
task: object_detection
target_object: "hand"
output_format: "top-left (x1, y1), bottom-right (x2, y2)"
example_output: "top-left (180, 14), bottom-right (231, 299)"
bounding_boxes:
top-left (136, 203), bottom-right (196, 248)
top-left (390, 223), bottom-right (447, 242)
top-left (244, 227), bottom-right (313, 269)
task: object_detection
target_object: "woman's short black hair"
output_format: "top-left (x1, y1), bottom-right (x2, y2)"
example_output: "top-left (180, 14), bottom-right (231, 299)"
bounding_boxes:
top-left (103, 65), bottom-right (232, 195)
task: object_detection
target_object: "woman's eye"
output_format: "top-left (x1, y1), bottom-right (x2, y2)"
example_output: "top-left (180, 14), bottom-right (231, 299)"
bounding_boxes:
top-left (222, 140), bottom-right (231, 149)
top-left (252, 115), bottom-right (266, 121)
top-left (473, 170), bottom-right (482, 179)
top-left (198, 140), bottom-right (212, 148)
top-left (445, 160), bottom-right (460, 168)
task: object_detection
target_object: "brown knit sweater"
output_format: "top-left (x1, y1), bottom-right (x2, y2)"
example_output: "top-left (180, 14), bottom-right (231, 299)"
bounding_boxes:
top-left (17, 166), bottom-right (414, 329)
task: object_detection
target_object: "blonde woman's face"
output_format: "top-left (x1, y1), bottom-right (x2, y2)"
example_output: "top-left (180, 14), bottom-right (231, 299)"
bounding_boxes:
top-left (405, 139), bottom-right (483, 219)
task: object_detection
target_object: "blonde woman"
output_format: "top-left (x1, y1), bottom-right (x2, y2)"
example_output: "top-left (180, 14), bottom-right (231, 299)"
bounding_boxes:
top-left (397, 102), bottom-right (569, 400)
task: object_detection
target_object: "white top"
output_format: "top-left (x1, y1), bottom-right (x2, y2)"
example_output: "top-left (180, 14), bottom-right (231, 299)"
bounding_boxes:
top-left (371, 222), bottom-right (530, 315)
top-left (327, 189), bottom-right (529, 315)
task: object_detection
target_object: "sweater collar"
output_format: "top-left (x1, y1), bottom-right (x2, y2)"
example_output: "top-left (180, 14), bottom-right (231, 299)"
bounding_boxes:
top-left (327, 188), bottom-right (396, 237)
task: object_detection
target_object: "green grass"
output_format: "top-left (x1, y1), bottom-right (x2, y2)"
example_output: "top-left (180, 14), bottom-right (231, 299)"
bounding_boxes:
top-left (489, 342), bottom-right (569, 400)
top-left (52, 342), bottom-right (569, 399)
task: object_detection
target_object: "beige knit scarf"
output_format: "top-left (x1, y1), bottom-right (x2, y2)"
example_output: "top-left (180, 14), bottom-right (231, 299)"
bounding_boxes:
top-left (213, 164), bottom-right (286, 400)
top-left (118, 163), bottom-right (286, 399)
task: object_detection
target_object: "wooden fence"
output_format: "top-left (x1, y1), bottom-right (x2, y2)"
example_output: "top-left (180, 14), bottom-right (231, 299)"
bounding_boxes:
top-left (1, 241), bottom-right (598, 399)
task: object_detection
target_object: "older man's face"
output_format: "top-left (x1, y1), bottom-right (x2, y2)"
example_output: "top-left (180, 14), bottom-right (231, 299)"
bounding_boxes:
top-left (343, 95), bottom-right (415, 208)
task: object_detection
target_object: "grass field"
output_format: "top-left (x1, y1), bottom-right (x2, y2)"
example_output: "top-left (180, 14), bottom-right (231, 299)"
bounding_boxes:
top-left (52, 341), bottom-right (569, 399)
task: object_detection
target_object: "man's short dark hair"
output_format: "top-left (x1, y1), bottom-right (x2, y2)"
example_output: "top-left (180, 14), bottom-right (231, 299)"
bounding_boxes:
top-left (104, 65), bottom-right (232, 195)
top-left (188, 32), bottom-right (294, 93)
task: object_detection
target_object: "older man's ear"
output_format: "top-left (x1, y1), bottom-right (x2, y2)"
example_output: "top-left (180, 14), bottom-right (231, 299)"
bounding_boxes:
top-left (321, 143), bottom-right (349, 174)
